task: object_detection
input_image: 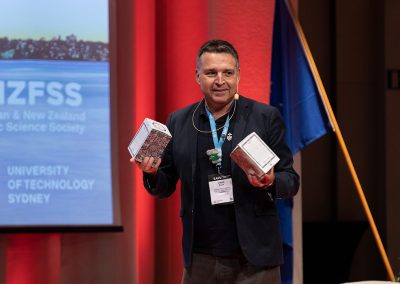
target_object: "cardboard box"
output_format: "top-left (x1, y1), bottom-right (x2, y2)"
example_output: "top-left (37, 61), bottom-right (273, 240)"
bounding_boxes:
top-left (230, 132), bottom-right (280, 178)
top-left (128, 118), bottom-right (172, 164)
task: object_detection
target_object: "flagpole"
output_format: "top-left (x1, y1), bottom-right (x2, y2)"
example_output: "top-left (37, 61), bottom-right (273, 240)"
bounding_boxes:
top-left (283, 0), bottom-right (395, 281)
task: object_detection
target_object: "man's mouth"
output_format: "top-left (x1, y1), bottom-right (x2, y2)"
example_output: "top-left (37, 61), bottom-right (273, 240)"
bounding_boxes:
top-left (213, 89), bottom-right (228, 94)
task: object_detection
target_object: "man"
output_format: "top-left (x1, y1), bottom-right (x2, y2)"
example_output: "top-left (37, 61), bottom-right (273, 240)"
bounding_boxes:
top-left (134, 39), bottom-right (299, 284)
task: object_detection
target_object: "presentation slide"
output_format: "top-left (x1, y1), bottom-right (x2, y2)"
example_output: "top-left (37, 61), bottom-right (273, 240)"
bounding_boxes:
top-left (0, 0), bottom-right (117, 227)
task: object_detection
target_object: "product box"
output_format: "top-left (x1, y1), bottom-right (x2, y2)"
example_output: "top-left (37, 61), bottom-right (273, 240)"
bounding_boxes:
top-left (128, 118), bottom-right (172, 164)
top-left (230, 132), bottom-right (280, 178)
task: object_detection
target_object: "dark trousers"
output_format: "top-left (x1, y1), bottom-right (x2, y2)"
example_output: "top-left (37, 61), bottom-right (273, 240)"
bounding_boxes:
top-left (181, 253), bottom-right (281, 284)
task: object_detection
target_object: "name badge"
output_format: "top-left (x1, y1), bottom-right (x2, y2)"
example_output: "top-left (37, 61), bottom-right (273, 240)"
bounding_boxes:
top-left (208, 174), bottom-right (234, 205)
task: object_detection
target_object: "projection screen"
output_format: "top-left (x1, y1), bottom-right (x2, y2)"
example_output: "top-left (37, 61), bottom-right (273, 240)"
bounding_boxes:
top-left (0, 0), bottom-right (121, 230)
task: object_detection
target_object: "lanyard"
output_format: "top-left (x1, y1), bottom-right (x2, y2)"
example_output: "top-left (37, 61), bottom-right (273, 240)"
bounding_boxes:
top-left (205, 105), bottom-right (231, 171)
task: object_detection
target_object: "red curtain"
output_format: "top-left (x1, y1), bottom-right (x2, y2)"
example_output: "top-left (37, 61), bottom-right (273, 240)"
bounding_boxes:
top-left (3, 0), bottom-right (274, 283)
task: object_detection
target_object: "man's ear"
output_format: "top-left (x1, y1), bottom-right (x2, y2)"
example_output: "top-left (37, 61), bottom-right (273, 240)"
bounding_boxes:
top-left (195, 70), bottom-right (200, 84)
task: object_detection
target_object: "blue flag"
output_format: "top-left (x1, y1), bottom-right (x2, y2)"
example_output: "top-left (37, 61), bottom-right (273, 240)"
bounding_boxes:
top-left (270, 0), bottom-right (330, 154)
top-left (270, 0), bottom-right (331, 283)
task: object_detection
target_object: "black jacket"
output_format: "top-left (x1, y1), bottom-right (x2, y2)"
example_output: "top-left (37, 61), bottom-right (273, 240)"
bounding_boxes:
top-left (143, 96), bottom-right (300, 268)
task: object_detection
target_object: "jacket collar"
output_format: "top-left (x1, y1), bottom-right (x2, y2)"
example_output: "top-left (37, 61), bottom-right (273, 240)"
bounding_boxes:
top-left (231, 96), bottom-right (251, 175)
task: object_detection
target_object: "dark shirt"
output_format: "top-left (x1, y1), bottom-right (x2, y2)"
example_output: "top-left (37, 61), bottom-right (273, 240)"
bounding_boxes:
top-left (193, 100), bottom-right (241, 257)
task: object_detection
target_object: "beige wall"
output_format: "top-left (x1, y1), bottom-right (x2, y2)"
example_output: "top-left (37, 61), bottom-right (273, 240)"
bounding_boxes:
top-left (385, 0), bottom-right (400, 277)
top-left (299, 0), bottom-right (399, 281)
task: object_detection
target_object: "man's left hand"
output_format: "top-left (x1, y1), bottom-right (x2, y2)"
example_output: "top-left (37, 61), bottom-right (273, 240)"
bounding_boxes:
top-left (247, 168), bottom-right (275, 189)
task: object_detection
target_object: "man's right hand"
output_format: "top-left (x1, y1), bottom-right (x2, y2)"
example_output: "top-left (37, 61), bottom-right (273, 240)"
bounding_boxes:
top-left (130, 157), bottom-right (161, 175)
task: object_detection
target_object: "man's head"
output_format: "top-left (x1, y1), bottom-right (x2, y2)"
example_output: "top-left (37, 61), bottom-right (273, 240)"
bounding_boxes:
top-left (195, 40), bottom-right (240, 112)
top-left (196, 39), bottom-right (240, 70)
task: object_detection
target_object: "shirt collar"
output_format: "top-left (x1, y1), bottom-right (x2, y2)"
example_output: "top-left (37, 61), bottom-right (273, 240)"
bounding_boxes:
top-left (199, 99), bottom-right (236, 122)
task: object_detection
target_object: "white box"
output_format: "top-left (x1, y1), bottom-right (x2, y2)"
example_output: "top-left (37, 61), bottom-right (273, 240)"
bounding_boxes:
top-left (230, 132), bottom-right (280, 178)
top-left (128, 118), bottom-right (172, 164)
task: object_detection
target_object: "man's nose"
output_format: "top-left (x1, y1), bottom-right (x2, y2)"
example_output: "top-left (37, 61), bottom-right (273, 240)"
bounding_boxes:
top-left (215, 73), bottom-right (225, 84)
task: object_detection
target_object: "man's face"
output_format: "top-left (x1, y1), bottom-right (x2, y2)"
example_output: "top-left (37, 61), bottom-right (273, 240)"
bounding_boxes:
top-left (196, 52), bottom-right (240, 110)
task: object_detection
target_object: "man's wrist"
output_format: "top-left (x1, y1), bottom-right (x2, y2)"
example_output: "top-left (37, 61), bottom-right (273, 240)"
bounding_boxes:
top-left (263, 179), bottom-right (274, 189)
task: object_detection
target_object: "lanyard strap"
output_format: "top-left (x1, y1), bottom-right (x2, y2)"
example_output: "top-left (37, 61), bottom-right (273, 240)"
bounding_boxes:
top-left (205, 105), bottom-right (231, 170)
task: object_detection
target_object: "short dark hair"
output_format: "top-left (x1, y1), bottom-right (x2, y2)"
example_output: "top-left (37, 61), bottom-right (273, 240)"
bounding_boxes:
top-left (196, 39), bottom-right (240, 70)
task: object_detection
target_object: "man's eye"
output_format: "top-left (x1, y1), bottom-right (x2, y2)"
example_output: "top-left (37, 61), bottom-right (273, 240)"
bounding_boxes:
top-left (205, 72), bottom-right (217, 77)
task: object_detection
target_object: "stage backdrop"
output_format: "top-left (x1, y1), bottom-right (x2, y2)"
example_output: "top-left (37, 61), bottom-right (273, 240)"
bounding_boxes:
top-left (131, 1), bottom-right (275, 283)
top-left (0, 0), bottom-right (277, 283)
